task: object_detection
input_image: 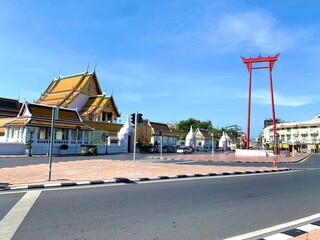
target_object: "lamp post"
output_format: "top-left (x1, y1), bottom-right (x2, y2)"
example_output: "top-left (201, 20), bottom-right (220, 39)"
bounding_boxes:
top-left (48, 106), bottom-right (58, 181)
top-left (211, 133), bottom-right (215, 154)
top-left (159, 129), bottom-right (163, 158)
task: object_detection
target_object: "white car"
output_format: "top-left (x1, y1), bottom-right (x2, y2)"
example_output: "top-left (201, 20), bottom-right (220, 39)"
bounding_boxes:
top-left (177, 147), bottom-right (193, 154)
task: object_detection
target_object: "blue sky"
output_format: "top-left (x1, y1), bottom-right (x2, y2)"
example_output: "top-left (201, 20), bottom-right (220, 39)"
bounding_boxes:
top-left (0, 0), bottom-right (319, 138)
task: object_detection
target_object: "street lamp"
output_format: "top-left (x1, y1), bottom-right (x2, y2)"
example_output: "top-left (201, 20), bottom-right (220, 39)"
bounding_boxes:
top-left (211, 133), bottom-right (215, 154)
top-left (159, 129), bottom-right (163, 158)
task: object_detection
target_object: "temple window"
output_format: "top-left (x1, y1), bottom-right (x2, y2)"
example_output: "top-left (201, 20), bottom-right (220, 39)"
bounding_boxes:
top-left (38, 128), bottom-right (48, 140)
top-left (71, 129), bottom-right (81, 140)
top-left (10, 128), bottom-right (14, 138)
top-left (56, 128), bottom-right (68, 140)
top-left (102, 111), bottom-right (106, 121)
top-left (84, 131), bottom-right (89, 141)
top-left (107, 112), bottom-right (112, 122)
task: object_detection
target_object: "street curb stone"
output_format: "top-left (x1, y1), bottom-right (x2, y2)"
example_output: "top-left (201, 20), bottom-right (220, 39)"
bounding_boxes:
top-left (147, 155), bottom-right (310, 164)
top-left (0, 167), bottom-right (291, 192)
top-left (258, 220), bottom-right (320, 240)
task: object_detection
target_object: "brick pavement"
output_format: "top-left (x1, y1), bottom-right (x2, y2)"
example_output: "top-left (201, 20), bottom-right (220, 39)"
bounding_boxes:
top-left (0, 152), bottom-right (309, 188)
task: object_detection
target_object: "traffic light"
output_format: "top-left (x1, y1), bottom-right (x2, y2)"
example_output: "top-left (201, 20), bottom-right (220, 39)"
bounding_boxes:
top-left (130, 113), bottom-right (136, 124)
top-left (137, 113), bottom-right (143, 124)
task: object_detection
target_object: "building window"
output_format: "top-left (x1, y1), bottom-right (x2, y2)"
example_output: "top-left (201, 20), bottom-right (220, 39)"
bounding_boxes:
top-left (107, 112), bottom-right (112, 122)
top-left (71, 129), bottom-right (81, 140)
top-left (84, 131), bottom-right (89, 141)
top-left (38, 128), bottom-right (48, 140)
top-left (56, 128), bottom-right (68, 140)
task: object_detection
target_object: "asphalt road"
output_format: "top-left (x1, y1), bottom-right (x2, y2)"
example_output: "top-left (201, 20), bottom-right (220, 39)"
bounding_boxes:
top-left (1, 155), bottom-right (320, 240)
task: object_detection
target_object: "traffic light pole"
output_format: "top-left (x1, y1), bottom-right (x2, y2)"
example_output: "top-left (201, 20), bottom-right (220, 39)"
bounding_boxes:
top-left (133, 111), bottom-right (138, 163)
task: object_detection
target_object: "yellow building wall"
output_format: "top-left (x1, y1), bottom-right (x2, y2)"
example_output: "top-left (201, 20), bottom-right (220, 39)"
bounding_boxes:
top-left (136, 121), bottom-right (152, 145)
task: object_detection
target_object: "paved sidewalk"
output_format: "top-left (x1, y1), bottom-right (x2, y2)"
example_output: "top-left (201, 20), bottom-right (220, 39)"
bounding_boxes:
top-left (0, 157), bottom-right (280, 188)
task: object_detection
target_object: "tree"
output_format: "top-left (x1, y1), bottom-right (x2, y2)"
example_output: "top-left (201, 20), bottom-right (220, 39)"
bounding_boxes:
top-left (176, 118), bottom-right (213, 131)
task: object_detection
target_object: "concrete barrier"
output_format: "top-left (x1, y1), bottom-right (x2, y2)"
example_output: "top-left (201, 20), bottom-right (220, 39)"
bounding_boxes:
top-left (235, 149), bottom-right (273, 156)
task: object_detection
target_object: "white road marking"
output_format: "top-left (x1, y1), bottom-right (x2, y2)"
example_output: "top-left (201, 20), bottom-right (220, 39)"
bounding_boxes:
top-left (0, 190), bottom-right (41, 240)
top-left (224, 212), bottom-right (320, 240)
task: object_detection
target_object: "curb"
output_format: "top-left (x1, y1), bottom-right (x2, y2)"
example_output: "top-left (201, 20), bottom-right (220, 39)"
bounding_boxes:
top-left (0, 168), bottom-right (291, 192)
top-left (146, 156), bottom-right (309, 164)
top-left (258, 220), bottom-right (320, 240)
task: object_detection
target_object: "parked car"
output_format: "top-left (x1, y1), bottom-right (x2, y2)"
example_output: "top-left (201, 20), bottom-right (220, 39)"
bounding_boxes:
top-left (177, 146), bottom-right (193, 154)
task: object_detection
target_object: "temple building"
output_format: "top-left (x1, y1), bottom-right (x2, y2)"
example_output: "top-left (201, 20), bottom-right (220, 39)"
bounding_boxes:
top-left (0, 97), bottom-right (21, 141)
top-left (136, 120), bottom-right (177, 147)
top-left (37, 70), bottom-right (120, 123)
top-left (0, 70), bottom-right (139, 155)
top-left (35, 70), bottom-right (128, 153)
top-left (3, 102), bottom-right (93, 154)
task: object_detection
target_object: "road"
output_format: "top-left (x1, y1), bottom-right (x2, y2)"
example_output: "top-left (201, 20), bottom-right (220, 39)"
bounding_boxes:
top-left (0, 155), bottom-right (320, 239)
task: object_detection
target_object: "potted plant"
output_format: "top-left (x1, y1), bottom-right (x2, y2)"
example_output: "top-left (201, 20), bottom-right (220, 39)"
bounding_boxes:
top-left (60, 144), bottom-right (69, 155)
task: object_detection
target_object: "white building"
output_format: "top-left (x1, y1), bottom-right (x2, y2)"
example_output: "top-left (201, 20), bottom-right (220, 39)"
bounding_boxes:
top-left (262, 114), bottom-right (320, 153)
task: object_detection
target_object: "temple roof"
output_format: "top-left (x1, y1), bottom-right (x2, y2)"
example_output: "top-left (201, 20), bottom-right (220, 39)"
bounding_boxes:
top-left (36, 70), bottom-right (120, 118)
top-left (4, 102), bottom-right (92, 131)
top-left (149, 122), bottom-right (177, 136)
top-left (37, 70), bottom-right (102, 107)
top-left (195, 129), bottom-right (212, 140)
top-left (80, 94), bottom-right (120, 118)
top-left (83, 121), bottom-right (123, 137)
top-left (0, 97), bottom-right (21, 118)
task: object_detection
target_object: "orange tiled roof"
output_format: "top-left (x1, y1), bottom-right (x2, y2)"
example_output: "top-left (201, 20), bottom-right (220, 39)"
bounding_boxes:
top-left (27, 104), bottom-right (80, 121)
top-left (196, 129), bottom-right (212, 140)
top-left (80, 95), bottom-right (120, 118)
top-left (149, 122), bottom-right (171, 132)
top-left (0, 117), bottom-right (16, 133)
top-left (83, 120), bottom-right (122, 132)
top-left (3, 118), bottom-right (29, 126)
top-left (27, 119), bottom-right (92, 130)
top-left (37, 71), bottom-right (102, 107)
top-left (149, 122), bottom-right (177, 136)
top-left (4, 102), bottom-right (90, 131)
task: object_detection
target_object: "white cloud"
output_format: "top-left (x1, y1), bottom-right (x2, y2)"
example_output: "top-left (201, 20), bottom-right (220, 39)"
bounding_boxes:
top-left (251, 90), bottom-right (317, 107)
top-left (208, 10), bottom-right (314, 54)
